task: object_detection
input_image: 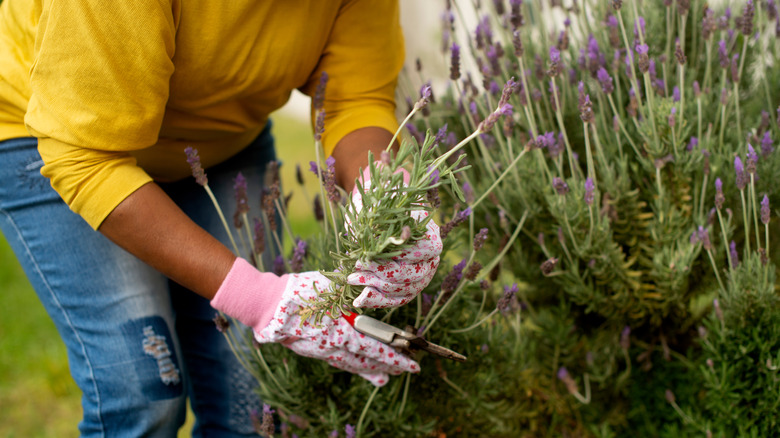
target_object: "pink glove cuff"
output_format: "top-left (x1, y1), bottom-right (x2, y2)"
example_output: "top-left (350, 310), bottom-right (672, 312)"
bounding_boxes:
top-left (210, 258), bottom-right (289, 332)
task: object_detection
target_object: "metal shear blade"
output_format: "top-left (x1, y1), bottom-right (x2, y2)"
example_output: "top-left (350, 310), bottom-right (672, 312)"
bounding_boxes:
top-left (349, 313), bottom-right (467, 362)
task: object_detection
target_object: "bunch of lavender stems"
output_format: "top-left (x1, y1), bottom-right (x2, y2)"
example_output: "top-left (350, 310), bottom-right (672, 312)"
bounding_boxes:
top-left (302, 90), bottom-right (515, 322)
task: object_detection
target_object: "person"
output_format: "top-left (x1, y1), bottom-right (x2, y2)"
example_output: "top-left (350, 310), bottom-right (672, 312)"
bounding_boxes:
top-left (0, 1), bottom-right (442, 436)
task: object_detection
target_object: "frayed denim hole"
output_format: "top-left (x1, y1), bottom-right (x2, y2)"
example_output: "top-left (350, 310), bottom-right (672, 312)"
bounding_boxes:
top-left (121, 316), bottom-right (184, 401)
top-left (17, 157), bottom-right (48, 191)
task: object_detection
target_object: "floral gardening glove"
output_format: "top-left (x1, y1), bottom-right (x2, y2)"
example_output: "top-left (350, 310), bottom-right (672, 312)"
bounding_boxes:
top-left (211, 258), bottom-right (419, 386)
top-left (345, 165), bottom-right (443, 309)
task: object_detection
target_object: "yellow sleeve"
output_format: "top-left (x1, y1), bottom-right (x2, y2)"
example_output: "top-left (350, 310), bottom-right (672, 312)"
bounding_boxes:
top-left (26, 0), bottom-right (176, 229)
top-left (300, 0), bottom-right (404, 156)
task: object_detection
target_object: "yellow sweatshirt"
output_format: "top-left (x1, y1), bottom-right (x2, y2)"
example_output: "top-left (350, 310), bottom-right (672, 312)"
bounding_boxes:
top-left (0, 0), bottom-right (404, 229)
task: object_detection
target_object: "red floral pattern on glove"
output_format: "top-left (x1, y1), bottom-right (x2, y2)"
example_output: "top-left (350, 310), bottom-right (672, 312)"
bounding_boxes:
top-left (255, 271), bottom-right (419, 386)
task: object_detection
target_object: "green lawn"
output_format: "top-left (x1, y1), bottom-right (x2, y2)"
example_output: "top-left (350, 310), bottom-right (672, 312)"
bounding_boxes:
top-left (0, 112), bottom-right (317, 436)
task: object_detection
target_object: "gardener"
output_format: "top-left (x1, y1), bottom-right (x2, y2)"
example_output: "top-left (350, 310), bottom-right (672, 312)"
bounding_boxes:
top-left (0, 1), bottom-right (442, 436)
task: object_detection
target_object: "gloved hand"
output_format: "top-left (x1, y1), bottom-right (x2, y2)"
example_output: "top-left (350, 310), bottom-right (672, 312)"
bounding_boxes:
top-left (346, 165), bottom-right (442, 308)
top-left (210, 257), bottom-right (419, 386)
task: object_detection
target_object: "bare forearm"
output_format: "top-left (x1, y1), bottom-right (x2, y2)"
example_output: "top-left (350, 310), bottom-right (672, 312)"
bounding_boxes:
top-left (332, 126), bottom-right (398, 191)
top-left (98, 182), bottom-right (236, 299)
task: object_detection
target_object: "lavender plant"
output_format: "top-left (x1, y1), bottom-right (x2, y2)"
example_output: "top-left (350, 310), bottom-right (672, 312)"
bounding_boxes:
top-left (190, 0), bottom-right (780, 436)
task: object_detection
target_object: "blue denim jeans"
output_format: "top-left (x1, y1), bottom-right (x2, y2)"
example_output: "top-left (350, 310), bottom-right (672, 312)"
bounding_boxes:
top-left (0, 124), bottom-right (278, 437)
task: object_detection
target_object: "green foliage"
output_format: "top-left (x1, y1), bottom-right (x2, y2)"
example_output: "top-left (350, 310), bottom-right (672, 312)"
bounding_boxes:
top-left (222, 1), bottom-right (780, 436)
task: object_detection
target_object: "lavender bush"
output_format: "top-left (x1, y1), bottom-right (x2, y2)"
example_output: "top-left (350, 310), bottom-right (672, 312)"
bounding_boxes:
top-left (194, 0), bottom-right (780, 436)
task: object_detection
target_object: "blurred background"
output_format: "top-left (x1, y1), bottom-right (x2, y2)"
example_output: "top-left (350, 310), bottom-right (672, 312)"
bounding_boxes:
top-left (0, 1), bottom-right (444, 435)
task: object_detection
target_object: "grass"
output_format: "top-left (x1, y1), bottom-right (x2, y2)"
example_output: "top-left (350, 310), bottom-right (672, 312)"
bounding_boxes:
top-left (0, 112), bottom-right (317, 436)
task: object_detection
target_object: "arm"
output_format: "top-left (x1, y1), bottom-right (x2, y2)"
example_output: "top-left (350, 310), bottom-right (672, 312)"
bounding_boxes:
top-left (98, 182), bottom-right (235, 300)
top-left (332, 126), bottom-right (396, 192)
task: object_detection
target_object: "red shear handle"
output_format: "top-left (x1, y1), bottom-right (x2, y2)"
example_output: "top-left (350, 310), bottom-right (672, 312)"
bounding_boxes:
top-left (342, 310), bottom-right (359, 327)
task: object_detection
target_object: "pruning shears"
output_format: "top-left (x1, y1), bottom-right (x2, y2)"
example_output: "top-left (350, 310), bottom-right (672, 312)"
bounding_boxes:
top-left (342, 311), bottom-right (467, 362)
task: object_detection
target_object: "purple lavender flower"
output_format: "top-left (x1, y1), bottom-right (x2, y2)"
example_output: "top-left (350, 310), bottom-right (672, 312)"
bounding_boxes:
top-left (309, 161), bottom-right (320, 178)
top-left (734, 156), bottom-right (747, 190)
top-left (687, 137), bottom-right (699, 152)
top-left (702, 6), bottom-right (717, 40)
top-left (479, 103), bottom-right (513, 132)
top-left (668, 107), bottom-right (677, 128)
top-left (273, 254), bottom-right (286, 276)
top-left (414, 84), bottom-right (432, 111)
top-left (540, 257), bottom-right (558, 276)
top-left (497, 283), bottom-right (519, 314)
top-left (253, 218), bottom-right (265, 255)
top-left (498, 77), bottom-right (518, 108)
top-left (313, 194), bottom-right (324, 221)
top-left (324, 156), bottom-right (340, 203)
top-left (314, 108), bottom-right (326, 142)
top-left (730, 54), bottom-right (740, 83)
top-left (714, 178), bottom-right (725, 209)
top-left (441, 259), bottom-right (467, 295)
top-left (761, 131), bottom-right (774, 157)
top-left (746, 143), bottom-right (758, 174)
top-left (693, 81), bottom-right (701, 98)
top-left (406, 123), bottom-right (424, 146)
top-left (634, 16), bottom-right (646, 40)
top-left (313, 71), bottom-right (329, 111)
top-left (730, 241), bottom-right (739, 268)
top-left (698, 226), bottom-right (712, 250)
top-left (440, 207), bottom-right (472, 239)
top-left (463, 182), bottom-right (475, 204)
top-left (635, 44), bottom-right (650, 73)
top-left (673, 86), bottom-right (680, 102)
top-left (557, 367), bottom-right (578, 395)
top-left (761, 194), bottom-right (771, 224)
top-left (597, 67), bottom-right (614, 94)
top-left (252, 404), bottom-right (275, 437)
top-left (185, 146), bottom-right (208, 186)
top-left (547, 46), bottom-right (562, 77)
top-left (580, 94), bottom-right (595, 124)
top-left (620, 326), bottom-right (631, 350)
top-left (741, 1), bottom-right (755, 36)
top-left (713, 298), bottom-right (723, 321)
top-left (690, 229), bottom-right (699, 245)
top-left (552, 177), bottom-right (570, 195)
top-left (428, 168), bottom-right (440, 184)
top-left (473, 228), bottom-right (489, 251)
top-left (233, 172), bottom-right (249, 218)
top-left (675, 40), bottom-right (687, 65)
top-left (718, 40), bottom-right (729, 68)
top-left (290, 239), bottom-right (307, 273)
top-left (345, 424), bottom-right (356, 438)
top-left (450, 42), bottom-right (461, 80)
top-left (213, 314), bottom-right (230, 333)
top-left (584, 178), bottom-right (595, 206)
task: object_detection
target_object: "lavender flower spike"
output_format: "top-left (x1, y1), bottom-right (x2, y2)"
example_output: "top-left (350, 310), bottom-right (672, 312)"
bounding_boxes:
top-left (761, 194), bottom-right (771, 224)
top-left (584, 178), bottom-right (595, 206)
top-left (552, 177), bottom-right (570, 195)
top-left (414, 84), bottom-right (432, 111)
top-left (596, 68), bottom-right (614, 94)
top-left (185, 146), bottom-right (208, 186)
top-left (734, 156), bottom-right (747, 190)
top-left (730, 241), bottom-right (740, 268)
top-left (746, 144), bottom-right (758, 174)
top-left (714, 178), bottom-right (725, 209)
top-left (450, 42), bottom-right (461, 81)
top-left (761, 131), bottom-right (774, 157)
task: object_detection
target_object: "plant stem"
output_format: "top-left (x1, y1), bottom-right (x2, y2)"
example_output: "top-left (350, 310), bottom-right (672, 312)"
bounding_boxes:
top-left (716, 208), bottom-right (733, 272)
top-left (449, 308), bottom-right (499, 334)
top-left (356, 385), bottom-right (381, 437)
top-left (472, 149), bottom-right (528, 209)
top-left (204, 184), bottom-right (241, 256)
top-left (740, 189), bottom-right (751, 254)
top-left (706, 248), bottom-right (726, 293)
top-left (750, 175), bottom-right (761, 251)
top-left (550, 77), bottom-right (578, 177)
